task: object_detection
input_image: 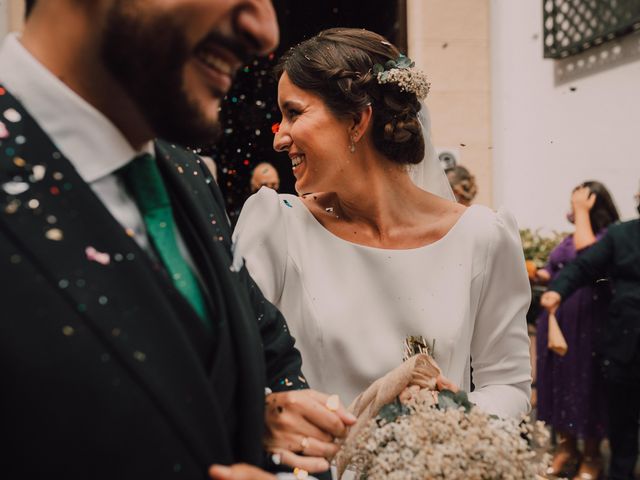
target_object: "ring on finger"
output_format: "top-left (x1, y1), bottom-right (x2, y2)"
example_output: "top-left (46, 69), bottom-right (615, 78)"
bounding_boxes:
top-left (300, 436), bottom-right (310, 454)
top-left (294, 467), bottom-right (309, 479)
top-left (325, 394), bottom-right (340, 412)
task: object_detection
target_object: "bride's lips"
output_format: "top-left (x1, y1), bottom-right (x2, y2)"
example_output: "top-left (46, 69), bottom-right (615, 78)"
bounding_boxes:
top-left (289, 153), bottom-right (306, 176)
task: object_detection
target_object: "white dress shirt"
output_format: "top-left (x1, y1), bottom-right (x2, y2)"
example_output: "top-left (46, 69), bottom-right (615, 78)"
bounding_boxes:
top-left (0, 33), bottom-right (198, 271)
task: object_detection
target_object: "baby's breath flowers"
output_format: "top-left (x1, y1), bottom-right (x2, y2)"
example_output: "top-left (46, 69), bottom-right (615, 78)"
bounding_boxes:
top-left (340, 391), bottom-right (550, 479)
top-left (374, 55), bottom-right (431, 100)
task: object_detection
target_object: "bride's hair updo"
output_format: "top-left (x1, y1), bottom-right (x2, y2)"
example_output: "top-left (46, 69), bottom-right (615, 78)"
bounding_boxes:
top-left (275, 28), bottom-right (425, 165)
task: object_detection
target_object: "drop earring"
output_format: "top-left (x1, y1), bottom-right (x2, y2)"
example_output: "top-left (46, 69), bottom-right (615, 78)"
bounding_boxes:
top-left (349, 130), bottom-right (358, 153)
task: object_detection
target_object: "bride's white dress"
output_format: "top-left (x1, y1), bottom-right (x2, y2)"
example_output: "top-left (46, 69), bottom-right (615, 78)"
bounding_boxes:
top-left (233, 187), bottom-right (532, 417)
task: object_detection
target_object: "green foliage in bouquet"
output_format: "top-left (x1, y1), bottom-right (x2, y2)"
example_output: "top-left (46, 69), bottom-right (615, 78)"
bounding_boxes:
top-left (437, 389), bottom-right (473, 413)
top-left (520, 228), bottom-right (566, 268)
top-left (377, 398), bottom-right (412, 426)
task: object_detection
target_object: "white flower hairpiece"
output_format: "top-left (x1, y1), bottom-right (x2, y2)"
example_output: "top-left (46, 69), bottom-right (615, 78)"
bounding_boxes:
top-left (373, 55), bottom-right (431, 99)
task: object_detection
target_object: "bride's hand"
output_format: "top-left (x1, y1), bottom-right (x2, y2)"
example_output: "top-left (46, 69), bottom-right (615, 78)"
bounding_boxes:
top-left (264, 389), bottom-right (356, 473)
top-left (436, 375), bottom-right (459, 393)
top-left (399, 376), bottom-right (459, 404)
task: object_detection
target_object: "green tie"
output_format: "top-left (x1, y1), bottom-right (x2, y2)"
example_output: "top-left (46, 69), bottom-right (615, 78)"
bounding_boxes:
top-left (120, 153), bottom-right (211, 329)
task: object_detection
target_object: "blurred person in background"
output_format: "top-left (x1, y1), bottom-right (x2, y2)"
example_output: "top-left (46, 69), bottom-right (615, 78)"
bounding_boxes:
top-left (541, 182), bottom-right (640, 480)
top-left (535, 182), bottom-right (619, 480)
top-left (445, 165), bottom-right (478, 206)
top-left (250, 162), bottom-right (280, 193)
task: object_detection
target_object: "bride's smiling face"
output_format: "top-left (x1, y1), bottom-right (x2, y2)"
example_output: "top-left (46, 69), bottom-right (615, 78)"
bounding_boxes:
top-left (274, 73), bottom-right (353, 195)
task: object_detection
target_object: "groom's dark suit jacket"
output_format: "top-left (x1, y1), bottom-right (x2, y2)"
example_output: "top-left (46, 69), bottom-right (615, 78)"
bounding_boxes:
top-left (0, 88), bottom-right (304, 478)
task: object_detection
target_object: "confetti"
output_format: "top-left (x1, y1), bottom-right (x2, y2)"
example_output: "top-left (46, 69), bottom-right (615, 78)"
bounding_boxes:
top-left (30, 165), bottom-right (46, 182)
top-left (45, 228), bottom-right (64, 241)
top-left (85, 246), bottom-right (111, 265)
top-left (4, 200), bottom-right (20, 214)
top-left (0, 122), bottom-right (8, 139)
top-left (283, 199), bottom-right (293, 208)
top-left (3, 108), bottom-right (21, 123)
top-left (62, 326), bottom-right (75, 336)
top-left (133, 351), bottom-right (147, 362)
top-left (271, 122), bottom-right (280, 134)
top-left (2, 181), bottom-right (29, 195)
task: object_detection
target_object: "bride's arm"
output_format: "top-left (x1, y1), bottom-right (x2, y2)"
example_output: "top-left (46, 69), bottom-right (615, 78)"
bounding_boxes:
top-left (468, 208), bottom-right (532, 418)
top-left (232, 187), bottom-right (288, 304)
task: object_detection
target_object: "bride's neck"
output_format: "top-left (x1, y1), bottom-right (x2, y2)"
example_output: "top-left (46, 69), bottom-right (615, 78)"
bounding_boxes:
top-left (330, 162), bottom-right (425, 229)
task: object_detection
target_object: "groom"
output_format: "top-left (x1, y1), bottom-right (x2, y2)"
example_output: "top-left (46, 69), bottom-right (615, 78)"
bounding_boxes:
top-left (0, 1), bottom-right (351, 479)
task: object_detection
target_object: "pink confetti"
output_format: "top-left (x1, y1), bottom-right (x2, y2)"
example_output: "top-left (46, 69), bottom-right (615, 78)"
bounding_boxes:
top-left (85, 246), bottom-right (110, 266)
top-left (0, 121), bottom-right (8, 139)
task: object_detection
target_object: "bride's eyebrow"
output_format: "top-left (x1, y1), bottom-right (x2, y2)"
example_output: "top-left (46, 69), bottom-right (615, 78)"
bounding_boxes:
top-left (281, 99), bottom-right (304, 111)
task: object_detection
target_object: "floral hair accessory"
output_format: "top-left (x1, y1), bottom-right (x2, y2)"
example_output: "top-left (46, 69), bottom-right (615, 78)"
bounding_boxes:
top-left (373, 54), bottom-right (431, 99)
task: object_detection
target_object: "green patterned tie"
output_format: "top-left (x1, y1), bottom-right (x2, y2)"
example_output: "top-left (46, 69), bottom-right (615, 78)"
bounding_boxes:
top-left (120, 153), bottom-right (211, 329)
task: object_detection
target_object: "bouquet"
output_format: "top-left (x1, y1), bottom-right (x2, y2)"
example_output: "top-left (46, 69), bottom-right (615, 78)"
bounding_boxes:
top-left (336, 341), bottom-right (549, 479)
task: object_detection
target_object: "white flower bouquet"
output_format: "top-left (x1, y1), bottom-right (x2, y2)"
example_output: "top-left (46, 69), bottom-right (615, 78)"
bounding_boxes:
top-left (336, 348), bottom-right (549, 480)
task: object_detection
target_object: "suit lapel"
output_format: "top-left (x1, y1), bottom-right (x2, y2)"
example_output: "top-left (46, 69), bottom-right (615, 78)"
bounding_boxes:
top-left (154, 141), bottom-right (267, 462)
top-left (0, 89), bottom-right (232, 466)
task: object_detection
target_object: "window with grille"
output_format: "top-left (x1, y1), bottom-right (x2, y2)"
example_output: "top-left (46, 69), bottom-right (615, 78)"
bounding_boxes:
top-left (543, 0), bottom-right (640, 58)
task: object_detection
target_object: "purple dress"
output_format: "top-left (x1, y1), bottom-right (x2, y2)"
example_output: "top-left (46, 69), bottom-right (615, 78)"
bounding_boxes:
top-left (536, 234), bottom-right (607, 439)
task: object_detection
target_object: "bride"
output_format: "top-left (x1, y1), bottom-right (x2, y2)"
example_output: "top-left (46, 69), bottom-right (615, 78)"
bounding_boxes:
top-left (233, 28), bottom-right (531, 418)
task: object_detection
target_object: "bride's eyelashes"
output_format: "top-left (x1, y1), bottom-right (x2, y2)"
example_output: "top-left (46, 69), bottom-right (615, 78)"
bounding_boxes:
top-left (284, 107), bottom-right (301, 120)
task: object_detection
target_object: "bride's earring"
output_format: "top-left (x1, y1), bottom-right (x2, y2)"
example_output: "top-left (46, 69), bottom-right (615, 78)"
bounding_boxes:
top-left (349, 130), bottom-right (358, 154)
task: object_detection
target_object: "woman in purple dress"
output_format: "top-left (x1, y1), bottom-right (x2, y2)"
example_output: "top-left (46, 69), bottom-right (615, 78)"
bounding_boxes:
top-left (536, 181), bottom-right (620, 479)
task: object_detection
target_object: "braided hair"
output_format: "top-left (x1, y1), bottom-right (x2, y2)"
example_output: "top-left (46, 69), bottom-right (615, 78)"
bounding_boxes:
top-left (274, 28), bottom-right (425, 165)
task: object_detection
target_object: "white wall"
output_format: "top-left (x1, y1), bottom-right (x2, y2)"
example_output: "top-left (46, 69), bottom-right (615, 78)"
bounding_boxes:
top-left (408, 0), bottom-right (493, 206)
top-left (491, 0), bottom-right (640, 232)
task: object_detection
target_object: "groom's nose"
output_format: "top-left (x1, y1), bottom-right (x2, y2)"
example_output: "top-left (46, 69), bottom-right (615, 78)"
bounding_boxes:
top-left (234, 0), bottom-right (279, 56)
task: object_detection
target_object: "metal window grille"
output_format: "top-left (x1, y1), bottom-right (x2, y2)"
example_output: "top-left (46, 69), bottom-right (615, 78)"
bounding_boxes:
top-left (543, 0), bottom-right (640, 58)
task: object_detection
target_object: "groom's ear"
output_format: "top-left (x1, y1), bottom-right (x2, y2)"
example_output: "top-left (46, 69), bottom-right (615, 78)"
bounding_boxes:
top-left (350, 104), bottom-right (373, 141)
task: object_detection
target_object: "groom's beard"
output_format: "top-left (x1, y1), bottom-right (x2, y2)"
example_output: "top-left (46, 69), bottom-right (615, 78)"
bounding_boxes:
top-left (100, 1), bottom-right (222, 147)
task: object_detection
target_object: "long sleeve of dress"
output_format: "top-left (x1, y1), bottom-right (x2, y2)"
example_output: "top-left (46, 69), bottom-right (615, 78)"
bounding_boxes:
top-left (232, 187), bottom-right (287, 304)
top-left (232, 188), bottom-right (305, 391)
top-left (468, 209), bottom-right (532, 417)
